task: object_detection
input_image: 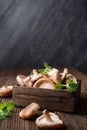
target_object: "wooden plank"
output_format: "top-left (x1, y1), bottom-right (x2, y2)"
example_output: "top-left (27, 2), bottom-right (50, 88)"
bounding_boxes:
top-left (13, 95), bottom-right (75, 112)
top-left (13, 86), bottom-right (75, 98)
top-left (13, 80), bottom-right (81, 113)
top-left (0, 68), bottom-right (87, 130)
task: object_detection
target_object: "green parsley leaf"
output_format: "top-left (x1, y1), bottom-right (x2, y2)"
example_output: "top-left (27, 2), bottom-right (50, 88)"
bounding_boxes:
top-left (0, 101), bottom-right (14, 120)
top-left (0, 111), bottom-right (6, 120)
top-left (44, 62), bottom-right (48, 68)
top-left (44, 62), bottom-right (52, 70)
top-left (38, 62), bottom-right (52, 74)
top-left (3, 110), bottom-right (11, 117)
top-left (38, 69), bottom-right (45, 74)
top-left (6, 101), bottom-right (14, 110)
top-left (0, 102), bottom-right (6, 110)
top-left (66, 80), bottom-right (77, 93)
top-left (55, 82), bottom-right (62, 90)
top-left (2, 106), bottom-right (7, 111)
top-left (55, 80), bottom-right (77, 93)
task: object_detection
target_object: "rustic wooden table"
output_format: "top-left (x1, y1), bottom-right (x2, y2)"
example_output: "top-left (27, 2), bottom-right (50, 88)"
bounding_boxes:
top-left (0, 68), bottom-right (87, 130)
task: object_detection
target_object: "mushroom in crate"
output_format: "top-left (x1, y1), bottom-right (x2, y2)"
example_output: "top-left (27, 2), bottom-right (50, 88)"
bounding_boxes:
top-left (13, 63), bottom-right (81, 113)
top-left (33, 77), bottom-right (55, 89)
top-left (16, 69), bottom-right (43, 87)
top-left (16, 75), bottom-right (26, 86)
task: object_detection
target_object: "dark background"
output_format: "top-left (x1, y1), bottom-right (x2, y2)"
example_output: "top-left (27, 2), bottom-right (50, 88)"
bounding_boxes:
top-left (0, 0), bottom-right (87, 73)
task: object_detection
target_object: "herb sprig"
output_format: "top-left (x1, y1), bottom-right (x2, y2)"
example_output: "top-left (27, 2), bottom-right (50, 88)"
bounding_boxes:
top-left (55, 82), bottom-right (62, 90)
top-left (66, 80), bottom-right (77, 92)
top-left (38, 62), bottom-right (52, 74)
top-left (0, 101), bottom-right (14, 120)
top-left (55, 80), bottom-right (77, 93)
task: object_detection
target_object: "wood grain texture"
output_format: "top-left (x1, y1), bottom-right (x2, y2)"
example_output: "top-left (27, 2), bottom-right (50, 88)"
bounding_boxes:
top-left (0, 0), bottom-right (87, 72)
top-left (0, 68), bottom-right (87, 130)
top-left (13, 80), bottom-right (81, 113)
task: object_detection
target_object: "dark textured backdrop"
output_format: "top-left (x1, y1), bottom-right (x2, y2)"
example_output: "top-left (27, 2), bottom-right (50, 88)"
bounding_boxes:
top-left (0, 0), bottom-right (87, 72)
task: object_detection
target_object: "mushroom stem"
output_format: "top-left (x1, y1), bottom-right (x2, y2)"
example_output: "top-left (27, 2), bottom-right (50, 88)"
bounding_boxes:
top-left (33, 69), bottom-right (38, 75)
top-left (23, 76), bottom-right (31, 83)
top-left (63, 68), bottom-right (68, 74)
top-left (43, 109), bottom-right (53, 122)
top-left (61, 68), bottom-right (68, 82)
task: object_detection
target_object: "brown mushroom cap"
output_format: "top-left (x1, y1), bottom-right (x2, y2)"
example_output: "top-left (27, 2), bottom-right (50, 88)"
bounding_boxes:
top-left (19, 102), bottom-right (40, 119)
top-left (0, 85), bottom-right (13, 97)
top-left (33, 78), bottom-right (55, 89)
top-left (47, 68), bottom-right (60, 83)
top-left (36, 109), bottom-right (64, 130)
top-left (16, 75), bottom-right (26, 86)
top-left (30, 69), bottom-right (42, 82)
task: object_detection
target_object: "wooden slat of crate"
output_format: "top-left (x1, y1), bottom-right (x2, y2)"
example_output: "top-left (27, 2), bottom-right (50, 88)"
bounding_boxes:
top-left (13, 80), bottom-right (81, 113)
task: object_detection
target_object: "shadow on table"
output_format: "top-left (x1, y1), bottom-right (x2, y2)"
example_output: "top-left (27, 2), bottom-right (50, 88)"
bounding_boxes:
top-left (38, 125), bottom-right (67, 130)
top-left (76, 96), bottom-right (87, 115)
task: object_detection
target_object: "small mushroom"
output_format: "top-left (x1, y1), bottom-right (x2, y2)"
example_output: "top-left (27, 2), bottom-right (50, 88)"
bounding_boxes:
top-left (19, 102), bottom-right (40, 119)
top-left (23, 76), bottom-right (33, 87)
top-left (36, 109), bottom-right (64, 130)
top-left (66, 73), bottom-right (77, 84)
top-left (16, 75), bottom-right (26, 86)
top-left (30, 69), bottom-right (42, 82)
top-left (33, 78), bottom-right (55, 89)
top-left (47, 68), bottom-right (60, 83)
top-left (0, 85), bottom-right (13, 97)
top-left (60, 68), bottom-right (68, 82)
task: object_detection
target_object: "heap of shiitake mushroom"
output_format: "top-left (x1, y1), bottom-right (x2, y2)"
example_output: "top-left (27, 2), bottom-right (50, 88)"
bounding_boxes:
top-left (0, 67), bottom-right (77, 97)
top-left (16, 66), bottom-right (77, 91)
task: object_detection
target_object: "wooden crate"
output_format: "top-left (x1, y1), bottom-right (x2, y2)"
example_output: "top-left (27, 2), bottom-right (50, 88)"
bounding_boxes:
top-left (12, 80), bottom-right (81, 113)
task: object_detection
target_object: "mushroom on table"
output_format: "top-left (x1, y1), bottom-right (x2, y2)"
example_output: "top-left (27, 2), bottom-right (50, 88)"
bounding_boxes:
top-left (19, 102), bottom-right (40, 119)
top-left (0, 85), bottom-right (13, 97)
top-left (36, 109), bottom-right (64, 130)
